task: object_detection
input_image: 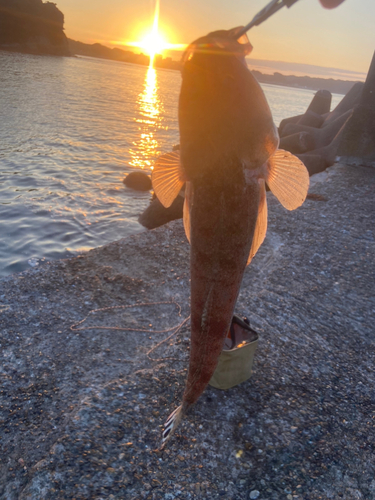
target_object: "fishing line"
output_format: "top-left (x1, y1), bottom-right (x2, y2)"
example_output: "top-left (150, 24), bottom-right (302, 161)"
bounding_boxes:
top-left (70, 300), bottom-right (191, 362)
top-left (146, 315), bottom-right (190, 362)
top-left (70, 300), bottom-right (183, 333)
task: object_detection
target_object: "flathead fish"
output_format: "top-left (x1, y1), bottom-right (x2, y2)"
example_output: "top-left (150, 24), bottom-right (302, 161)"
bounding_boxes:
top-left (152, 26), bottom-right (309, 446)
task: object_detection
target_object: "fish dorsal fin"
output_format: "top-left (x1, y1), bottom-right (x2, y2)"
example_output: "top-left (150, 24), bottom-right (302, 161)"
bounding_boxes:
top-left (247, 179), bottom-right (267, 265)
top-left (266, 149), bottom-right (309, 210)
top-left (183, 181), bottom-right (193, 243)
top-left (151, 151), bottom-right (186, 208)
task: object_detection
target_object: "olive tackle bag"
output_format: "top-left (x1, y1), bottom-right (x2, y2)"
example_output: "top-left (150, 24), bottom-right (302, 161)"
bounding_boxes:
top-left (208, 315), bottom-right (259, 390)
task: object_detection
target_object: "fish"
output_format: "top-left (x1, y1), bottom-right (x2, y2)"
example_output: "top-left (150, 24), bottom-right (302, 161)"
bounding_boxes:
top-left (151, 26), bottom-right (309, 447)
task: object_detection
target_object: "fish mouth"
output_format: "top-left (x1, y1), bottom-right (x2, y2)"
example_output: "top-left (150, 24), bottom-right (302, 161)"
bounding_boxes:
top-left (181, 26), bottom-right (253, 65)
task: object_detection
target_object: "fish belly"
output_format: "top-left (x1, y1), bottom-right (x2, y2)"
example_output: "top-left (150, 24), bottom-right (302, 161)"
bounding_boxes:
top-left (183, 174), bottom-right (260, 407)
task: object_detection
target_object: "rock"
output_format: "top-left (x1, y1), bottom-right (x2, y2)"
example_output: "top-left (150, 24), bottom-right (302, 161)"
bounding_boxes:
top-left (138, 195), bottom-right (184, 229)
top-left (249, 490), bottom-right (260, 499)
top-left (123, 171), bottom-right (152, 191)
top-left (306, 89), bottom-right (332, 115)
top-left (0, 0), bottom-right (70, 56)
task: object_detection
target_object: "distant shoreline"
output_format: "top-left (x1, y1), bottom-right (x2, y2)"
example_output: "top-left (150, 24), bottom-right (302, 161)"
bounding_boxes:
top-left (68, 39), bottom-right (357, 95)
top-left (1, 38), bottom-right (358, 96)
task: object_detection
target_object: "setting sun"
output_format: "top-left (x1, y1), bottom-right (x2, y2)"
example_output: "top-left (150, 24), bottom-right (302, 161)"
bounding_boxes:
top-left (139, 31), bottom-right (168, 61)
top-left (116, 0), bottom-right (187, 67)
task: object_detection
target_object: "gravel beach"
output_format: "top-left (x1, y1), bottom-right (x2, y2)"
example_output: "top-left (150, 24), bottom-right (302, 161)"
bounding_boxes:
top-left (1, 163), bottom-right (374, 500)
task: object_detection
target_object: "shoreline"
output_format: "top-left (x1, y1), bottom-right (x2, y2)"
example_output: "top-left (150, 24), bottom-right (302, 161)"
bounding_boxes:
top-left (2, 42), bottom-right (357, 94)
top-left (75, 50), bottom-right (357, 95)
top-left (1, 162), bottom-right (374, 499)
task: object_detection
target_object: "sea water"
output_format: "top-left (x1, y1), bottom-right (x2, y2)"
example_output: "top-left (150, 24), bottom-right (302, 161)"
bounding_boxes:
top-left (0, 51), bottom-right (343, 277)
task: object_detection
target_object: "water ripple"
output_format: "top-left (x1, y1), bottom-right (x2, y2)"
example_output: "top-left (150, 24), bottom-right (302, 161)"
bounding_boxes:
top-left (0, 51), bottom-right (342, 277)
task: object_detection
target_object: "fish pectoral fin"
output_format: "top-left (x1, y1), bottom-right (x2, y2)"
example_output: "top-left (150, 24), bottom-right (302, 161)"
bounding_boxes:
top-left (151, 151), bottom-right (186, 208)
top-left (266, 149), bottom-right (309, 210)
top-left (183, 181), bottom-right (193, 243)
top-left (247, 179), bottom-right (267, 265)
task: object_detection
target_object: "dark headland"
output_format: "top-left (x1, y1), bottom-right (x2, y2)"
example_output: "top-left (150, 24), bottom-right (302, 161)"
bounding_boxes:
top-left (0, 0), bottom-right (70, 56)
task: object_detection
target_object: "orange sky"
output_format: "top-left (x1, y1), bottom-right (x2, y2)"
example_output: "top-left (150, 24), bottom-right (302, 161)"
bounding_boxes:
top-left (57, 0), bottom-right (374, 76)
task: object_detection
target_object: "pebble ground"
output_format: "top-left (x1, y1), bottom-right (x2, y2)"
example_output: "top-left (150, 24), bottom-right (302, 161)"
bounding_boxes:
top-left (1, 164), bottom-right (374, 499)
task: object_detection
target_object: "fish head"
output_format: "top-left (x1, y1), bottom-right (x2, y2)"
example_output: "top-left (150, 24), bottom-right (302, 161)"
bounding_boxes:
top-left (182, 26), bottom-right (253, 70)
top-left (179, 27), bottom-right (278, 181)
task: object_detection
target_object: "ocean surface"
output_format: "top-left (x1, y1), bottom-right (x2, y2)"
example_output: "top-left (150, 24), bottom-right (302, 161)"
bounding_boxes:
top-left (0, 51), bottom-right (343, 277)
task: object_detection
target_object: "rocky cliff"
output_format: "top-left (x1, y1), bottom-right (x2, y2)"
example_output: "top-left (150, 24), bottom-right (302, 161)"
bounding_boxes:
top-left (0, 0), bottom-right (70, 56)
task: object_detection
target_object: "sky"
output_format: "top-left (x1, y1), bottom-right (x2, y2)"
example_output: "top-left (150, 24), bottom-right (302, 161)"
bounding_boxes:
top-left (57, 0), bottom-right (374, 77)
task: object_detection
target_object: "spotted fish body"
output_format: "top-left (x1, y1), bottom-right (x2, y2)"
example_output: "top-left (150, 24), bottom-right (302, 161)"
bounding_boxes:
top-left (152, 27), bottom-right (309, 446)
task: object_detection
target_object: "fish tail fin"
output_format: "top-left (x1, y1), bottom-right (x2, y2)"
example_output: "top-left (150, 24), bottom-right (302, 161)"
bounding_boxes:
top-left (160, 404), bottom-right (184, 448)
top-left (266, 149), bottom-right (309, 210)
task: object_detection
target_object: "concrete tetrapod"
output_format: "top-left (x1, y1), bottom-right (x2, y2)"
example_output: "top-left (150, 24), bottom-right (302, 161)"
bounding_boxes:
top-left (306, 89), bottom-right (332, 115)
top-left (298, 111), bottom-right (353, 171)
top-left (321, 82), bottom-right (363, 127)
top-left (336, 51), bottom-right (375, 166)
top-left (278, 90), bottom-right (331, 136)
top-left (282, 109), bottom-right (353, 149)
top-left (279, 131), bottom-right (315, 154)
top-left (278, 113), bottom-right (304, 136)
top-left (296, 110), bottom-right (325, 128)
top-left (295, 154), bottom-right (327, 176)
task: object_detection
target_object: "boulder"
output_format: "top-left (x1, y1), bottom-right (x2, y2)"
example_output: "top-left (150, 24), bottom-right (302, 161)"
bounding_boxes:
top-left (139, 195), bottom-right (184, 229)
top-left (123, 171), bottom-right (152, 191)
